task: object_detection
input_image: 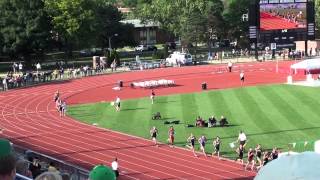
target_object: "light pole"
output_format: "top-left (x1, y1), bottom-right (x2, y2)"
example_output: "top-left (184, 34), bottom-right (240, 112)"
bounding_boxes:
top-left (108, 34), bottom-right (118, 51)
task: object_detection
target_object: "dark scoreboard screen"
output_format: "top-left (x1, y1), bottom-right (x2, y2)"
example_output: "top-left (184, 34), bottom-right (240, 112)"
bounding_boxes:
top-left (249, 0), bottom-right (314, 45)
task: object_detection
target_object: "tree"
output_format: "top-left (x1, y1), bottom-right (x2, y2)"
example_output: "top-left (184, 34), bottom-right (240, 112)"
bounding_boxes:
top-left (92, 1), bottom-right (136, 52)
top-left (135, 0), bottom-right (225, 46)
top-left (0, 0), bottom-right (51, 67)
top-left (316, 0), bottom-right (320, 38)
top-left (44, 0), bottom-right (96, 58)
top-left (223, 0), bottom-right (250, 46)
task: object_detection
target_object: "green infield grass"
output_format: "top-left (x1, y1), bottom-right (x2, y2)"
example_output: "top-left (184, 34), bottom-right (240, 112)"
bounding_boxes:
top-left (67, 85), bottom-right (320, 158)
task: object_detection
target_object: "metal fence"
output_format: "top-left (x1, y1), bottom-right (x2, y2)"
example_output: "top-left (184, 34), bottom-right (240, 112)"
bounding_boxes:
top-left (13, 144), bottom-right (89, 180)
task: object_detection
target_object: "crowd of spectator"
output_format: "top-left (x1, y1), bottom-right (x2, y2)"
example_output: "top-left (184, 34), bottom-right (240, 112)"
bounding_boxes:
top-left (0, 62), bottom-right (115, 91)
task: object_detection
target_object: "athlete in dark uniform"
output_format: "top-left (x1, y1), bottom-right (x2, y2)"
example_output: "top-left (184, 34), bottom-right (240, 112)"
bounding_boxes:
top-left (255, 144), bottom-right (262, 168)
top-left (186, 133), bottom-right (197, 157)
top-left (212, 136), bottom-right (221, 159)
top-left (271, 147), bottom-right (278, 160)
top-left (236, 144), bottom-right (244, 165)
top-left (150, 126), bottom-right (158, 147)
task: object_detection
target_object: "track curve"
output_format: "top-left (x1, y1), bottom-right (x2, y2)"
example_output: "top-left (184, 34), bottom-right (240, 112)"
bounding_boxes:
top-left (0, 61), bottom-right (301, 179)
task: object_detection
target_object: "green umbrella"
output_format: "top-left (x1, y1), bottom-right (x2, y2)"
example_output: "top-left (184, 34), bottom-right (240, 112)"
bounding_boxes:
top-left (0, 138), bottom-right (12, 158)
top-left (89, 165), bottom-right (116, 180)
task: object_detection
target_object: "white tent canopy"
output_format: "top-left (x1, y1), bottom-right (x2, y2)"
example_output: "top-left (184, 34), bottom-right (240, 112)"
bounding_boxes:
top-left (290, 59), bottom-right (320, 71)
top-left (255, 152), bottom-right (320, 180)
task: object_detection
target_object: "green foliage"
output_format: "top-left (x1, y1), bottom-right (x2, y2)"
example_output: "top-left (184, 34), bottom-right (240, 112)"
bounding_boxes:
top-left (223, 0), bottom-right (250, 40)
top-left (316, 0), bottom-right (320, 37)
top-left (135, 0), bottom-right (225, 46)
top-left (0, 0), bottom-right (51, 66)
top-left (152, 51), bottom-right (164, 60)
top-left (107, 50), bottom-right (120, 67)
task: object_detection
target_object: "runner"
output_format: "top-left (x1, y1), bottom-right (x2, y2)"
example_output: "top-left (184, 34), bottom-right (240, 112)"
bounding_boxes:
top-left (245, 148), bottom-right (255, 171)
top-left (198, 135), bottom-right (207, 157)
top-left (186, 133), bottom-right (197, 157)
top-left (150, 90), bottom-right (155, 104)
top-left (236, 144), bottom-right (244, 165)
top-left (255, 144), bottom-right (262, 168)
top-left (212, 136), bottom-right (221, 159)
top-left (61, 101), bottom-right (67, 117)
top-left (54, 90), bottom-right (60, 102)
top-left (167, 126), bottom-right (175, 147)
top-left (150, 126), bottom-right (158, 147)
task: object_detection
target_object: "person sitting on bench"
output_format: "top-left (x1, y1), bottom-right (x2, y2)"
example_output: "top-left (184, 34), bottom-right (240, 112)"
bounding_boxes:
top-left (195, 116), bottom-right (205, 127)
top-left (152, 112), bottom-right (161, 120)
top-left (219, 115), bottom-right (229, 127)
top-left (208, 115), bottom-right (217, 127)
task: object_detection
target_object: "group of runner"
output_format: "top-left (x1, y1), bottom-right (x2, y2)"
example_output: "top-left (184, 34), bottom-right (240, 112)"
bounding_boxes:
top-left (149, 125), bottom-right (222, 159)
top-left (54, 90), bottom-right (67, 117)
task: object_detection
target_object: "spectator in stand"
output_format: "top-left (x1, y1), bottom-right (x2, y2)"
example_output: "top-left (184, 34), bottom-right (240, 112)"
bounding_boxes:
top-left (18, 62), bottom-right (23, 72)
top-left (36, 62), bottom-right (41, 73)
top-left (35, 172), bottom-right (62, 180)
top-left (0, 138), bottom-right (16, 180)
top-left (16, 159), bottom-right (32, 178)
top-left (48, 162), bottom-right (60, 173)
top-left (29, 157), bottom-right (42, 178)
top-left (12, 62), bottom-right (18, 74)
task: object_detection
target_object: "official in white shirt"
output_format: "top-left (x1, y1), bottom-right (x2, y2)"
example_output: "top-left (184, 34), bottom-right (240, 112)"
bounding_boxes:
top-left (111, 158), bottom-right (119, 178)
top-left (238, 131), bottom-right (247, 146)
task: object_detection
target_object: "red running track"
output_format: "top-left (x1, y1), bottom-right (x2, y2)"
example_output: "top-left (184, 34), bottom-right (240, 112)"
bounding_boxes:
top-left (260, 12), bottom-right (303, 31)
top-left (0, 61), bottom-right (304, 179)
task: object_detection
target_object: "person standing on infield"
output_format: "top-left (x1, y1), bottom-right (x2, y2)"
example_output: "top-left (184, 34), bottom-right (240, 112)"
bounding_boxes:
top-left (240, 71), bottom-right (245, 86)
top-left (150, 89), bottom-right (155, 104)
